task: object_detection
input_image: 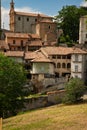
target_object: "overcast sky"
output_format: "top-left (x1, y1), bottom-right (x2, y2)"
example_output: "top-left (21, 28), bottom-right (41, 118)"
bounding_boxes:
top-left (1, 0), bottom-right (86, 29)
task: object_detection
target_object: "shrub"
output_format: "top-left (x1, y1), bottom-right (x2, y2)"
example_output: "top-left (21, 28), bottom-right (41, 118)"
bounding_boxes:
top-left (63, 78), bottom-right (86, 104)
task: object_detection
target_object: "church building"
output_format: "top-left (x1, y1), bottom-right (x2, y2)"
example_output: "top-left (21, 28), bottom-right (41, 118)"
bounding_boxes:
top-left (9, 0), bottom-right (57, 43)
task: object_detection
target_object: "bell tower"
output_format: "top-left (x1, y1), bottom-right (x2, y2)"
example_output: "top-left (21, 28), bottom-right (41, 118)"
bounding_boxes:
top-left (10, 0), bottom-right (14, 11)
top-left (9, 0), bottom-right (15, 32)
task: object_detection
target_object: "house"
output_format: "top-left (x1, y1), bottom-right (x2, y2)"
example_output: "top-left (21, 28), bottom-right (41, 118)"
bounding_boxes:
top-left (25, 50), bottom-right (55, 80)
top-left (5, 32), bottom-right (42, 51)
top-left (5, 51), bottom-right (24, 63)
top-left (71, 47), bottom-right (87, 82)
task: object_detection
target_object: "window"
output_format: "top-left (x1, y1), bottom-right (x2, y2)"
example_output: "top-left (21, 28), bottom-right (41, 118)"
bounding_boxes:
top-left (52, 55), bottom-right (56, 59)
top-left (85, 41), bottom-right (87, 44)
top-left (57, 55), bottom-right (61, 59)
top-left (57, 63), bottom-right (61, 68)
top-left (13, 40), bottom-right (15, 44)
top-left (75, 55), bottom-right (78, 61)
top-left (27, 18), bottom-right (29, 21)
top-left (67, 63), bottom-right (71, 68)
top-left (35, 19), bottom-right (37, 22)
top-left (75, 65), bottom-right (78, 72)
top-left (49, 25), bottom-right (51, 29)
top-left (54, 63), bottom-right (56, 68)
top-left (18, 17), bottom-right (21, 21)
top-left (62, 63), bottom-right (66, 68)
top-left (67, 55), bottom-right (71, 59)
top-left (62, 55), bottom-right (66, 59)
top-left (21, 40), bottom-right (23, 46)
top-left (86, 34), bottom-right (87, 38)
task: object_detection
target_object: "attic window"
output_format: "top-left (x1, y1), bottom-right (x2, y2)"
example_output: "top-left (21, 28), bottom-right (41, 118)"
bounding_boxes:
top-left (18, 17), bottom-right (21, 21)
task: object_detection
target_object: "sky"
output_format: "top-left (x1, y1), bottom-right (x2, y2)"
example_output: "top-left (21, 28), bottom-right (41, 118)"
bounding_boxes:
top-left (1, 0), bottom-right (87, 29)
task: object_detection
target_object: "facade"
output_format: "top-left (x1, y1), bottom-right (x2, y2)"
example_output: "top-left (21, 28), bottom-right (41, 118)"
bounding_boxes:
top-left (79, 15), bottom-right (87, 45)
top-left (9, 0), bottom-right (57, 43)
top-left (71, 48), bottom-right (87, 81)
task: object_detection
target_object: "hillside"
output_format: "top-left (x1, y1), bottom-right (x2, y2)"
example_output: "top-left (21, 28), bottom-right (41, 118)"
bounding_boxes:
top-left (3, 102), bottom-right (87, 130)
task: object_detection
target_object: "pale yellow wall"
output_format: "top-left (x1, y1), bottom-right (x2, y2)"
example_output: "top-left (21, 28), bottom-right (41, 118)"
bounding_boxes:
top-left (32, 62), bottom-right (54, 74)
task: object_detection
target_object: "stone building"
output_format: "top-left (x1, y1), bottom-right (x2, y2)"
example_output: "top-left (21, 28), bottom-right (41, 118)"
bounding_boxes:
top-left (79, 15), bottom-right (87, 47)
top-left (9, 0), bottom-right (57, 43)
top-left (71, 48), bottom-right (87, 82)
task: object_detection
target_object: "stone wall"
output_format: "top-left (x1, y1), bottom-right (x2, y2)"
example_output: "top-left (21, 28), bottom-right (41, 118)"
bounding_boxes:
top-left (47, 90), bottom-right (65, 104)
top-left (22, 96), bottom-right (48, 111)
top-left (21, 90), bottom-right (65, 112)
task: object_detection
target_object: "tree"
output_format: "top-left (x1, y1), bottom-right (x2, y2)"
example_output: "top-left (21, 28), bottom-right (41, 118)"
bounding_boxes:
top-left (0, 54), bottom-right (26, 118)
top-left (63, 78), bottom-right (86, 104)
top-left (55, 5), bottom-right (87, 43)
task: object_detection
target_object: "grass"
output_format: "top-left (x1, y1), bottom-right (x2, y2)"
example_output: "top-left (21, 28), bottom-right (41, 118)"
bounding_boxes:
top-left (3, 101), bottom-right (87, 130)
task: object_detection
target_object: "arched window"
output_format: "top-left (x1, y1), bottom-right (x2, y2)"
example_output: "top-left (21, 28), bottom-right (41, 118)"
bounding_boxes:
top-left (57, 63), bottom-right (61, 68)
top-left (62, 63), bottom-right (66, 68)
top-left (67, 63), bottom-right (71, 68)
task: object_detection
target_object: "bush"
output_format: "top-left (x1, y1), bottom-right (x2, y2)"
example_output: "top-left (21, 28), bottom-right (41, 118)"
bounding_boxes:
top-left (63, 78), bottom-right (86, 104)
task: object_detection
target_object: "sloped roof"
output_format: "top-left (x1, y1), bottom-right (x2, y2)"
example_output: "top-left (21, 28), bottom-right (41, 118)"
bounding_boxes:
top-left (40, 46), bottom-right (87, 56)
top-left (5, 32), bottom-right (29, 38)
top-left (31, 51), bottom-right (52, 63)
top-left (15, 11), bottom-right (52, 18)
top-left (25, 51), bottom-right (37, 60)
top-left (5, 32), bottom-right (40, 39)
top-left (5, 51), bottom-right (24, 57)
top-left (71, 47), bottom-right (87, 54)
top-left (25, 50), bottom-right (53, 63)
top-left (40, 46), bottom-right (73, 56)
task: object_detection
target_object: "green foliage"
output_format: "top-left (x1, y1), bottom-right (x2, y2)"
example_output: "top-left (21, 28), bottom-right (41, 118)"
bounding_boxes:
top-left (56, 5), bottom-right (87, 42)
top-left (0, 53), bottom-right (26, 118)
top-left (63, 78), bottom-right (86, 104)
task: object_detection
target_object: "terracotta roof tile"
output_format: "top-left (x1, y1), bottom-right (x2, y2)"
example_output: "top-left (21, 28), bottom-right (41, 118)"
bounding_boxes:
top-left (5, 32), bottom-right (29, 38)
top-left (15, 11), bottom-right (52, 18)
top-left (5, 51), bottom-right (24, 57)
top-left (25, 50), bottom-right (53, 63)
top-left (40, 46), bottom-right (87, 56)
top-left (71, 47), bottom-right (87, 54)
top-left (40, 46), bottom-right (73, 55)
top-left (5, 32), bottom-right (40, 39)
top-left (25, 51), bottom-right (37, 60)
